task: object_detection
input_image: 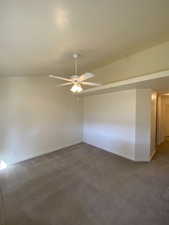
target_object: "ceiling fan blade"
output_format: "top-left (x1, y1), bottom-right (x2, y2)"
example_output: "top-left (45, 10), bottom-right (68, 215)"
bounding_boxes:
top-left (57, 82), bottom-right (72, 87)
top-left (79, 72), bottom-right (95, 81)
top-left (49, 74), bottom-right (72, 82)
top-left (81, 81), bottom-right (100, 86)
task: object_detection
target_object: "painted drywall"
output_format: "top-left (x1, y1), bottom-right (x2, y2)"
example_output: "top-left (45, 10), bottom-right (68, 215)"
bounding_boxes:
top-left (0, 76), bottom-right (157, 164)
top-left (92, 41), bottom-right (169, 84)
top-left (83, 89), bottom-right (136, 160)
top-left (0, 77), bottom-right (83, 164)
top-left (135, 89), bottom-right (151, 161)
top-left (150, 92), bottom-right (157, 156)
top-left (157, 95), bottom-right (165, 144)
top-left (135, 89), bottom-right (157, 161)
top-left (83, 88), bottom-right (156, 161)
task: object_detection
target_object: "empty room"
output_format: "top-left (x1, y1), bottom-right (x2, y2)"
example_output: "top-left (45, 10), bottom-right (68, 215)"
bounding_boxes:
top-left (1, 0), bottom-right (169, 225)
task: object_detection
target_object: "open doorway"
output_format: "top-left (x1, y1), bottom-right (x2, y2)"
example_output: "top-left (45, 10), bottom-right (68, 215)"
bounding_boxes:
top-left (157, 94), bottom-right (169, 145)
top-left (165, 104), bottom-right (169, 140)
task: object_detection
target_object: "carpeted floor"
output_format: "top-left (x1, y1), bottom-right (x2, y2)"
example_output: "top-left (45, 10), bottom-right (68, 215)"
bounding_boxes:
top-left (0, 142), bottom-right (169, 225)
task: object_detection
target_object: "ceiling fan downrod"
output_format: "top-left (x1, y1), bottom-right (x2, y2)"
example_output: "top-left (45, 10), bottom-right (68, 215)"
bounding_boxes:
top-left (73, 53), bottom-right (79, 75)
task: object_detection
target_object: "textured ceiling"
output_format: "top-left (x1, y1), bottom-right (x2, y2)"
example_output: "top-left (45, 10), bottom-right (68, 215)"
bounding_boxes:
top-left (0, 0), bottom-right (169, 77)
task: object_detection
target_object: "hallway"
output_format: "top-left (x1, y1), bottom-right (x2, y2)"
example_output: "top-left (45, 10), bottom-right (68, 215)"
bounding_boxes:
top-left (155, 140), bottom-right (169, 162)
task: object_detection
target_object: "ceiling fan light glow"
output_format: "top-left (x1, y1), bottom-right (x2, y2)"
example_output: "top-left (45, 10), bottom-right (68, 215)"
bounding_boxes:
top-left (70, 84), bottom-right (83, 93)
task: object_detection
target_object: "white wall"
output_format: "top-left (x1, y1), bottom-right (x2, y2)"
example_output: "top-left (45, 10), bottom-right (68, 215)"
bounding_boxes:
top-left (83, 89), bottom-right (156, 161)
top-left (92, 41), bottom-right (169, 84)
top-left (0, 79), bottom-right (158, 164)
top-left (150, 92), bottom-right (157, 155)
top-left (135, 89), bottom-right (157, 161)
top-left (83, 89), bottom-right (136, 160)
top-left (0, 76), bottom-right (157, 164)
top-left (135, 89), bottom-right (151, 161)
top-left (157, 96), bottom-right (165, 144)
top-left (0, 77), bottom-right (83, 164)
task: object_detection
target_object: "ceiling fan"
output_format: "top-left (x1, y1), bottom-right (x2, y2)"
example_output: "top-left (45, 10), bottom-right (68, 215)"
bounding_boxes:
top-left (49, 53), bottom-right (100, 93)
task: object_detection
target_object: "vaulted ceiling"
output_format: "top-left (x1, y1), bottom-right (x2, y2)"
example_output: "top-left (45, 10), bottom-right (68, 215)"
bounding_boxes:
top-left (1, 0), bottom-right (169, 77)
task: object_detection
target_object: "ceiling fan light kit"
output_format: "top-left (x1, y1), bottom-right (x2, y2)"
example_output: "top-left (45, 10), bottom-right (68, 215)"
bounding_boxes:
top-left (49, 54), bottom-right (100, 93)
top-left (71, 83), bottom-right (83, 93)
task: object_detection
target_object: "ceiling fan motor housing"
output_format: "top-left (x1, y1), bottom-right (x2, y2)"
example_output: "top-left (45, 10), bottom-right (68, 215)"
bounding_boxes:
top-left (71, 75), bottom-right (79, 82)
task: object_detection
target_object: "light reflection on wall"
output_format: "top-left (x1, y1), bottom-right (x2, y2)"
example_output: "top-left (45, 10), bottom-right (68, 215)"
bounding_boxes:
top-left (0, 160), bottom-right (7, 170)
